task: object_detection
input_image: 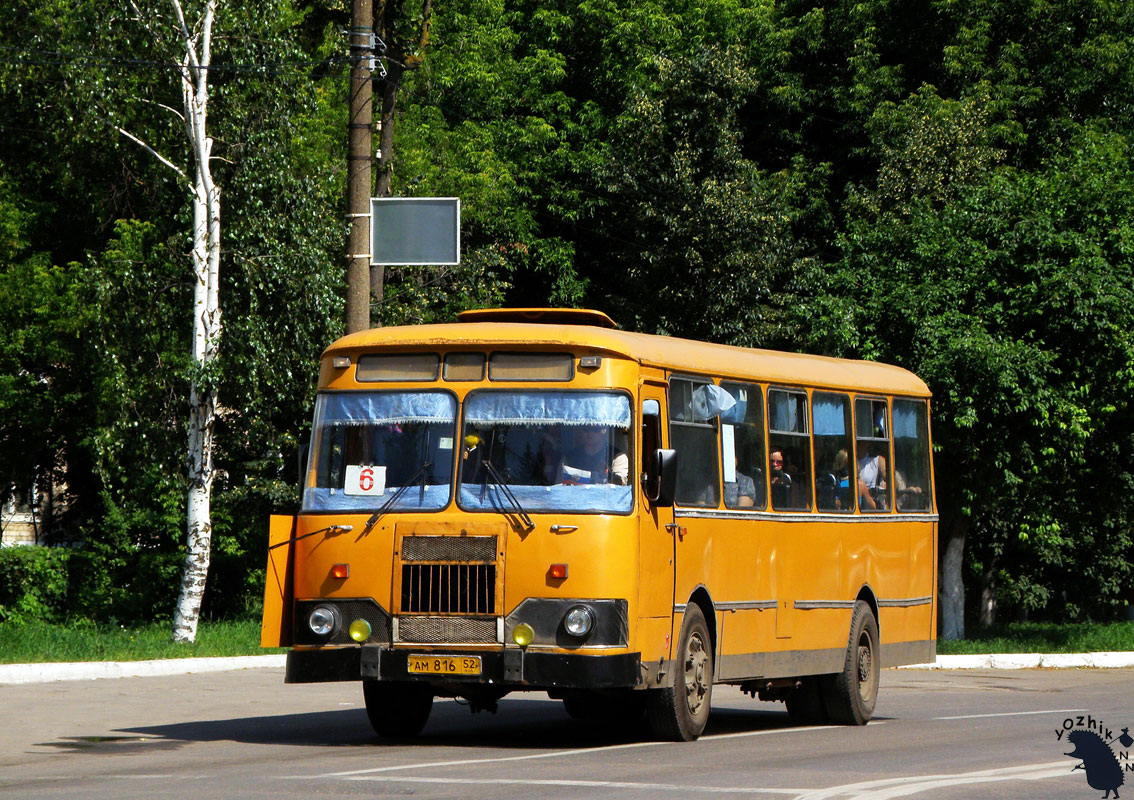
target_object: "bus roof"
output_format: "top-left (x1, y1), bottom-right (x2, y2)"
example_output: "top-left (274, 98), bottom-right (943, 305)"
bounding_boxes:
top-left (328, 317), bottom-right (930, 397)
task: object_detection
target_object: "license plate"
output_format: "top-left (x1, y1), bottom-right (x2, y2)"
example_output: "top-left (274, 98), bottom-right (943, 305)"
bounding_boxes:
top-left (407, 655), bottom-right (482, 675)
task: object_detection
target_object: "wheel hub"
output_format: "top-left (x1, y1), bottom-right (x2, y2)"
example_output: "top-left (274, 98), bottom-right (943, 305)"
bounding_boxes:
top-left (856, 634), bottom-right (875, 703)
top-left (684, 633), bottom-right (709, 715)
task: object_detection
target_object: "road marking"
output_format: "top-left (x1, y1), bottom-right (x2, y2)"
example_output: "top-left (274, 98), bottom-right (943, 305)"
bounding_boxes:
top-left (295, 759), bottom-right (1077, 798)
top-left (792, 761), bottom-right (1074, 800)
top-left (934, 708), bottom-right (1085, 720)
top-left (290, 724), bottom-right (1080, 799)
top-left (301, 723), bottom-right (855, 779)
top-left (342, 776), bottom-right (803, 794)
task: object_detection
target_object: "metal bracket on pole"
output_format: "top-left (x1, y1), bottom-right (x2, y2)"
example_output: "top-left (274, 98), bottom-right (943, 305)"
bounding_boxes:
top-left (349, 29), bottom-right (378, 71)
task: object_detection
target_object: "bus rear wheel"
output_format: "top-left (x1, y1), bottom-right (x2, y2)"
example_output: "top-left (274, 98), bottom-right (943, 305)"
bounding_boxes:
top-left (821, 600), bottom-right (879, 725)
top-left (363, 680), bottom-right (434, 738)
top-left (645, 604), bottom-right (713, 741)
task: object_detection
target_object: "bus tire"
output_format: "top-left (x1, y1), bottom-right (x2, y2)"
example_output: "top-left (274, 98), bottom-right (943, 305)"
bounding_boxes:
top-left (785, 678), bottom-right (828, 725)
top-left (645, 604), bottom-right (713, 741)
top-left (822, 600), bottom-right (879, 725)
top-left (363, 680), bottom-right (433, 738)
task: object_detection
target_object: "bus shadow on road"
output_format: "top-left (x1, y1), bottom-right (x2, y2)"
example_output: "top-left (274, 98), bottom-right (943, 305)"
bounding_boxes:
top-left (119, 697), bottom-right (844, 750)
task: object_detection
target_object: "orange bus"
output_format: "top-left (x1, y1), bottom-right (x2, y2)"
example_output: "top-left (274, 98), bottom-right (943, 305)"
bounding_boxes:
top-left (262, 308), bottom-right (936, 741)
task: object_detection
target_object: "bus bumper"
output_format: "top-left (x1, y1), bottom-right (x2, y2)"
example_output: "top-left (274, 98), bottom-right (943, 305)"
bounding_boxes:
top-left (285, 646), bottom-right (642, 690)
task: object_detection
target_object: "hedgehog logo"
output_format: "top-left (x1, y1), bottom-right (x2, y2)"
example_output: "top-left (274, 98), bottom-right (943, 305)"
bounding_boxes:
top-left (1064, 727), bottom-right (1128, 799)
top-left (1056, 716), bottom-right (1133, 798)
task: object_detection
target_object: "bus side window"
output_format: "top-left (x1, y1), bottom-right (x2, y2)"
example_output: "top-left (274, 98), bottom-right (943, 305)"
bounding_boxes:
top-left (813, 392), bottom-right (853, 512)
top-left (768, 389), bottom-right (811, 511)
top-left (855, 397), bottom-right (892, 512)
top-left (720, 382), bottom-right (766, 510)
top-left (893, 399), bottom-right (932, 511)
top-left (669, 378), bottom-right (721, 507)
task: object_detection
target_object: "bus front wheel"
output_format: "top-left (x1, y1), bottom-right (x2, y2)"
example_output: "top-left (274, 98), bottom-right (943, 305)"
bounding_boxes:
top-left (646, 604), bottom-right (713, 741)
top-left (363, 680), bottom-right (434, 738)
top-left (821, 600), bottom-right (879, 725)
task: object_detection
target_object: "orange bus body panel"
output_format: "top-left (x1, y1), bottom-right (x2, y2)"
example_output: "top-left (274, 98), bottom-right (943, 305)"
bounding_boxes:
top-left (261, 514), bottom-right (296, 648)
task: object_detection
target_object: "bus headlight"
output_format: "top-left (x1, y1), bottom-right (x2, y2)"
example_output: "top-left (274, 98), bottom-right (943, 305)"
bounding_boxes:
top-left (308, 605), bottom-right (339, 637)
top-left (563, 605), bottom-right (595, 639)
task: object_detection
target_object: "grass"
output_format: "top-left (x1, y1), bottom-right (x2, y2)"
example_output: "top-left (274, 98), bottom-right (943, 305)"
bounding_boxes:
top-left (936, 620), bottom-right (1134, 655)
top-left (1, 618), bottom-right (1131, 664)
top-left (0, 618), bottom-right (285, 664)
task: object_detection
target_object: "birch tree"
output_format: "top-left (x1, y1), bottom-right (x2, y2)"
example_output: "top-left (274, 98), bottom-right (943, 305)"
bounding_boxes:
top-left (171, 0), bottom-right (221, 644)
top-left (119, 0), bottom-right (222, 643)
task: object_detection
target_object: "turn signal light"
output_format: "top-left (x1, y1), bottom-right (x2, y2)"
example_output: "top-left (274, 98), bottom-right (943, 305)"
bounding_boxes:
top-left (549, 563), bottom-right (568, 579)
top-left (331, 563), bottom-right (350, 579)
top-left (348, 619), bottom-right (372, 642)
top-left (513, 623), bottom-right (535, 647)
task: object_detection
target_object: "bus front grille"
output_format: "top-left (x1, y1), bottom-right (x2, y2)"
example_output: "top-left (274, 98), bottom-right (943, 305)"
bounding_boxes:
top-left (397, 615), bottom-right (498, 644)
top-left (400, 563), bottom-right (496, 614)
top-left (401, 534), bottom-right (497, 562)
top-left (397, 533), bottom-right (500, 642)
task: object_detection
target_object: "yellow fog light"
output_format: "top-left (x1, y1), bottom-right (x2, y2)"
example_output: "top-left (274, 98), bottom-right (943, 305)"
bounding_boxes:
top-left (512, 622), bottom-right (535, 647)
top-left (348, 619), bottom-right (372, 643)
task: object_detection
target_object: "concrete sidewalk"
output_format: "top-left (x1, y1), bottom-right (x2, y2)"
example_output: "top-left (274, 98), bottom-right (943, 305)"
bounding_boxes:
top-left (0, 655), bottom-right (286, 685)
top-left (1, 651), bottom-right (1133, 685)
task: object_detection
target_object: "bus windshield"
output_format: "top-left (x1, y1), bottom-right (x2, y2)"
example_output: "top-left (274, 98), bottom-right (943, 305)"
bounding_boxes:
top-left (459, 390), bottom-right (633, 514)
top-left (303, 391), bottom-right (457, 512)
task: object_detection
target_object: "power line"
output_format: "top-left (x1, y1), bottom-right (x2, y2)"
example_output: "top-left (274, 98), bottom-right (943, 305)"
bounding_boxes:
top-left (0, 44), bottom-right (350, 77)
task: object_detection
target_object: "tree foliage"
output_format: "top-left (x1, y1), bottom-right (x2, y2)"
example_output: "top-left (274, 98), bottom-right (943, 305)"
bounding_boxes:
top-left (1, 0), bottom-right (1132, 631)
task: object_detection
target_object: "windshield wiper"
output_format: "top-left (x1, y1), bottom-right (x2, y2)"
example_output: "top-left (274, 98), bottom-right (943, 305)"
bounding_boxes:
top-left (363, 461), bottom-right (432, 533)
top-left (268, 523), bottom-right (353, 551)
top-left (482, 459), bottom-right (535, 533)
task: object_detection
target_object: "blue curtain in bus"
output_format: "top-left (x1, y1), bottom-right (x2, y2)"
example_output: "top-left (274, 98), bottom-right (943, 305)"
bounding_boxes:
top-left (720, 386), bottom-right (749, 424)
top-left (692, 384), bottom-right (737, 422)
top-left (319, 391), bottom-right (456, 425)
top-left (465, 391), bottom-right (631, 428)
top-left (769, 391), bottom-right (803, 432)
top-left (813, 396), bottom-right (848, 435)
top-left (459, 483), bottom-right (633, 514)
top-left (893, 401), bottom-right (924, 439)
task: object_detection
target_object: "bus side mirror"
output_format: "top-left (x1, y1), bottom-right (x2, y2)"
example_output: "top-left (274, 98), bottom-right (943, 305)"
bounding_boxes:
top-left (651, 448), bottom-right (677, 508)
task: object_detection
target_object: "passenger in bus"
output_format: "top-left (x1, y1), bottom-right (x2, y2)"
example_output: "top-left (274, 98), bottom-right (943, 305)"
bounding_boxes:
top-left (724, 455), bottom-right (756, 508)
top-left (561, 426), bottom-right (629, 485)
top-left (834, 449), bottom-right (852, 510)
top-left (895, 470), bottom-right (924, 509)
top-left (858, 452), bottom-right (887, 510)
top-left (770, 449), bottom-right (792, 508)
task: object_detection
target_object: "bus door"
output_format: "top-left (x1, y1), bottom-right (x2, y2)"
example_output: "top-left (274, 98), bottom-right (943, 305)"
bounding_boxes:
top-left (666, 377), bottom-right (726, 616)
top-left (637, 381), bottom-right (677, 668)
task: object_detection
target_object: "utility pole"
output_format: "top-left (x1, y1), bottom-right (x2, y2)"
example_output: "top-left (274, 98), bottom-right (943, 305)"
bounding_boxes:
top-left (345, 0), bottom-right (374, 333)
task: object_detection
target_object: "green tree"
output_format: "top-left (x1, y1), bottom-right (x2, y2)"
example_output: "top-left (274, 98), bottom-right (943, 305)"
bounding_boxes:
top-left (0, 174), bottom-right (95, 545)
top-left (0, 0), bottom-right (347, 624)
top-left (838, 95), bottom-right (1134, 635)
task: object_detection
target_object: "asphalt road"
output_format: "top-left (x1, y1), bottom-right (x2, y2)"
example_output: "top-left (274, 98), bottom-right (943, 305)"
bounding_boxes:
top-left (2, 667), bottom-right (1131, 800)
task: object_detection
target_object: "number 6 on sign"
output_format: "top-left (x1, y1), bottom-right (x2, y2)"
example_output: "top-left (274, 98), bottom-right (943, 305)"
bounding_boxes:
top-left (344, 465), bottom-right (386, 496)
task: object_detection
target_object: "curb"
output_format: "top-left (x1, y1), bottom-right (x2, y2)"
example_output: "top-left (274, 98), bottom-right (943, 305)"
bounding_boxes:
top-left (2, 652), bottom-right (1133, 685)
top-left (899, 652), bottom-right (1134, 670)
top-left (0, 655), bottom-right (286, 685)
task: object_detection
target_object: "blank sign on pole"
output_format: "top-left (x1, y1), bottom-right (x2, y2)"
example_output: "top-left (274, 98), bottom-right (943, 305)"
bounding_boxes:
top-left (370, 197), bottom-right (460, 266)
